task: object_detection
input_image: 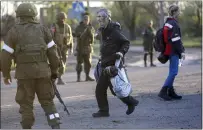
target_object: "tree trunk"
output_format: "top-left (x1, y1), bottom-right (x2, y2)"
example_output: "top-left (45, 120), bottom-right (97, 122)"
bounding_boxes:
top-left (159, 1), bottom-right (164, 28)
top-left (129, 27), bottom-right (136, 40)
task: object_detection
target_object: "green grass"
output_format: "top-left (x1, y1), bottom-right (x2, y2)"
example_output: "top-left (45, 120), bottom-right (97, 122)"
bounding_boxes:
top-left (182, 37), bottom-right (202, 48)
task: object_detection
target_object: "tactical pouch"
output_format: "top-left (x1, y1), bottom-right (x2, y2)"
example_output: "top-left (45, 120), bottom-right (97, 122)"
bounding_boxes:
top-left (16, 44), bottom-right (48, 63)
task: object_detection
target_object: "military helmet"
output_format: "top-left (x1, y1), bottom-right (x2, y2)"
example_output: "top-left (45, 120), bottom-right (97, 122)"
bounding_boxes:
top-left (168, 4), bottom-right (179, 16)
top-left (56, 12), bottom-right (67, 20)
top-left (16, 3), bottom-right (38, 17)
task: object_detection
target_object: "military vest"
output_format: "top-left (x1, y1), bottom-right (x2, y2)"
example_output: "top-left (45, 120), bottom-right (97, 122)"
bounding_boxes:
top-left (53, 23), bottom-right (71, 47)
top-left (14, 23), bottom-right (48, 64)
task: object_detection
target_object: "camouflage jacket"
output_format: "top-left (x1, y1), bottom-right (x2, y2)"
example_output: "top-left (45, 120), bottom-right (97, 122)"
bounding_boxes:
top-left (1, 20), bottom-right (60, 79)
top-left (74, 22), bottom-right (95, 54)
top-left (51, 23), bottom-right (73, 50)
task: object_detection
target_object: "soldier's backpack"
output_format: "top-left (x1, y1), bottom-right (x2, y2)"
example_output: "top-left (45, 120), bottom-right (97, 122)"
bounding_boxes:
top-left (153, 27), bottom-right (165, 52)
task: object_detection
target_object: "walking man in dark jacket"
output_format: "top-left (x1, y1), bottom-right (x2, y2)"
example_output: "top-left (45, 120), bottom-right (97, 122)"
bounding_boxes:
top-left (92, 8), bottom-right (139, 118)
top-left (158, 4), bottom-right (185, 101)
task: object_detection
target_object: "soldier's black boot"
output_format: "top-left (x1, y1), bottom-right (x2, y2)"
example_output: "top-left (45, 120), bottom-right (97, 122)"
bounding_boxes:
top-left (51, 124), bottom-right (60, 129)
top-left (92, 110), bottom-right (110, 118)
top-left (144, 53), bottom-right (147, 67)
top-left (57, 77), bottom-right (65, 85)
top-left (150, 53), bottom-right (156, 67)
top-left (21, 125), bottom-right (31, 129)
top-left (85, 72), bottom-right (95, 81)
top-left (77, 72), bottom-right (81, 82)
top-left (21, 122), bottom-right (32, 129)
top-left (120, 96), bottom-right (139, 115)
top-left (168, 87), bottom-right (182, 100)
top-left (158, 87), bottom-right (172, 101)
top-left (86, 75), bottom-right (95, 81)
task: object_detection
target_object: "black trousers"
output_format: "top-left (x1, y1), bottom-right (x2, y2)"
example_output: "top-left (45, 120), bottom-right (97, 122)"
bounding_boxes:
top-left (144, 52), bottom-right (154, 65)
top-left (95, 70), bottom-right (136, 112)
top-left (95, 72), bottom-right (116, 112)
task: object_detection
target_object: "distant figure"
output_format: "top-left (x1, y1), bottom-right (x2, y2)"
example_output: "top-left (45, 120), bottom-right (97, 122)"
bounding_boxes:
top-left (142, 20), bottom-right (156, 67)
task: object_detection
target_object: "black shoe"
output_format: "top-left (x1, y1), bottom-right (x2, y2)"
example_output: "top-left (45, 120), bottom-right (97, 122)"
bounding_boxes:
top-left (150, 64), bottom-right (156, 67)
top-left (168, 87), bottom-right (182, 100)
top-left (77, 75), bottom-right (81, 82)
top-left (77, 78), bottom-right (81, 82)
top-left (120, 96), bottom-right (139, 115)
top-left (158, 87), bottom-right (172, 101)
top-left (92, 111), bottom-right (110, 118)
top-left (126, 98), bottom-right (139, 115)
top-left (86, 76), bottom-right (95, 81)
top-left (144, 61), bottom-right (147, 67)
top-left (51, 125), bottom-right (60, 129)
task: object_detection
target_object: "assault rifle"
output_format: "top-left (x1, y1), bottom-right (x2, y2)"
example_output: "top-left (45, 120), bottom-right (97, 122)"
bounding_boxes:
top-left (51, 79), bottom-right (70, 115)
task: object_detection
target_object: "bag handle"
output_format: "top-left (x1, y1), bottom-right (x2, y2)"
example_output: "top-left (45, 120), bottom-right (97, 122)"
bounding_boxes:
top-left (115, 58), bottom-right (121, 68)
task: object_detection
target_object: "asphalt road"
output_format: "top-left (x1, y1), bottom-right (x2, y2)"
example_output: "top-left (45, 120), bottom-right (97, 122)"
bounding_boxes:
top-left (0, 47), bottom-right (202, 129)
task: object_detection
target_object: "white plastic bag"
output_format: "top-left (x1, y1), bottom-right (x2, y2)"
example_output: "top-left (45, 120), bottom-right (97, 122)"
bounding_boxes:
top-left (110, 58), bottom-right (132, 98)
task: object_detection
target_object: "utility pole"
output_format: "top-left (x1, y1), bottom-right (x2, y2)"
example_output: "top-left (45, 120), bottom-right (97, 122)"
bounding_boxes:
top-left (159, 1), bottom-right (164, 28)
top-left (86, 0), bottom-right (89, 12)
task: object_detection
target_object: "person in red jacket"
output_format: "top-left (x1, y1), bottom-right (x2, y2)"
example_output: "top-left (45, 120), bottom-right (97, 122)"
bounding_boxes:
top-left (158, 4), bottom-right (185, 101)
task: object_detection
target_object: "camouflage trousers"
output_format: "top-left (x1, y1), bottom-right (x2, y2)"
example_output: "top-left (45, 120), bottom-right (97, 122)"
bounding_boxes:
top-left (58, 46), bottom-right (69, 77)
top-left (15, 78), bottom-right (60, 129)
top-left (76, 53), bottom-right (92, 74)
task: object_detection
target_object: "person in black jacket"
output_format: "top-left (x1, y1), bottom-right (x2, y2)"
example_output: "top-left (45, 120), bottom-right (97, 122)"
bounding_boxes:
top-left (92, 8), bottom-right (139, 118)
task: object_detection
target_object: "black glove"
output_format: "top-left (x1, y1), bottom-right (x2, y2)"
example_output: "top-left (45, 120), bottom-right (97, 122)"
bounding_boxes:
top-left (115, 52), bottom-right (123, 59)
top-left (104, 66), bottom-right (118, 77)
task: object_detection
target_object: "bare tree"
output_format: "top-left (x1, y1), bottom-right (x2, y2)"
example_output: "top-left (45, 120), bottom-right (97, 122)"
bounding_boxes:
top-left (113, 1), bottom-right (138, 40)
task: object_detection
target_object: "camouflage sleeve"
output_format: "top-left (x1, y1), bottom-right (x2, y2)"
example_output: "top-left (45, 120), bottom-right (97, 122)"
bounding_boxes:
top-left (73, 25), bottom-right (81, 38)
top-left (43, 26), bottom-right (60, 75)
top-left (1, 28), bottom-right (15, 79)
top-left (89, 26), bottom-right (95, 44)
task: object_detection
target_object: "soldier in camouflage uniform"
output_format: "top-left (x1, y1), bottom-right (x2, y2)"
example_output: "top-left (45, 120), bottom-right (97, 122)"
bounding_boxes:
top-left (1, 3), bottom-right (61, 129)
top-left (73, 13), bottom-right (95, 82)
top-left (51, 12), bottom-right (73, 85)
top-left (142, 20), bottom-right (156, 67)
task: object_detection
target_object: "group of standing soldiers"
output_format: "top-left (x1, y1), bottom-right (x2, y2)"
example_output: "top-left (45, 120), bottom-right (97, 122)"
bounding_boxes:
top-left (51, 12), bottom-right (95, 85)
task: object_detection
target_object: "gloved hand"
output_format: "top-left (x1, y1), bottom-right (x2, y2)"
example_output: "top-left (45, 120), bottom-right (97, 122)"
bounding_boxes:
top-left (115, 52), bottom-right (123, 59)
top-left (104, 66), bottom-right (118, 77)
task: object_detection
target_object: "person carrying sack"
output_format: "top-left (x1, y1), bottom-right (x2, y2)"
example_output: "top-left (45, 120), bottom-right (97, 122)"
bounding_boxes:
top-left (92, 8), bottom-right (139, 118)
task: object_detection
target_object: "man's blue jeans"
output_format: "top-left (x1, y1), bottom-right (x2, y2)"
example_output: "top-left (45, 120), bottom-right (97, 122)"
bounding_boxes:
top-left (163, 54), bottom-right (179, 88)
